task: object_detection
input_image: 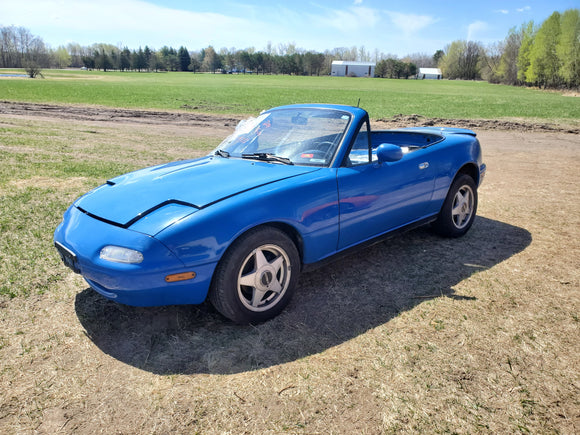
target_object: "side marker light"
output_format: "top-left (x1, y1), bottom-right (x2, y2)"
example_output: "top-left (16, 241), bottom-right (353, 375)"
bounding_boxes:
top-left (165, 272), bottom-right (196, 283)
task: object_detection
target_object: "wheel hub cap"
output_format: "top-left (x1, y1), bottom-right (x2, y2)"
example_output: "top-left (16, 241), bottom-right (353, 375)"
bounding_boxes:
top-left (452, 185), bottom-right (474, 229)
top-left (259, 269), bottom-right (274, 289)
top-left (237, 244), bottom-right (291, 312)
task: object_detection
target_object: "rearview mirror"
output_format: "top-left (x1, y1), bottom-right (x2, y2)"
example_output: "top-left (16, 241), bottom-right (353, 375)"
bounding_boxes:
top-left (291, 114), bottom-right (307, 125)
top-left (376, 143), bottom-right (403, 163)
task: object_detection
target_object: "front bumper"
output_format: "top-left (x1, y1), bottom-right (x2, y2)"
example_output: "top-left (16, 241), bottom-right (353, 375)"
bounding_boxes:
top-left (54, 206), bottom-right (217, 306)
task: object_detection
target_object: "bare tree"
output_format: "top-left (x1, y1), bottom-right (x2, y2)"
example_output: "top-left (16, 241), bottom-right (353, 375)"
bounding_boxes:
top-left (480, 41), bottom-right (504, 83)
top-left (406, 52), bottom-right (436, 68)
top-left (24, 61), bottom-right (43, 78)
top-left (497, 26), bottom-right (524, 85)
top-left (440, 40), bottom-right (483, 80)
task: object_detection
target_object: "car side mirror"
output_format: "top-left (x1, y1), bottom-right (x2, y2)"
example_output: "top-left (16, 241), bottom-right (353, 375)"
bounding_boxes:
top-left (376, 143), bottom-right (403, 163)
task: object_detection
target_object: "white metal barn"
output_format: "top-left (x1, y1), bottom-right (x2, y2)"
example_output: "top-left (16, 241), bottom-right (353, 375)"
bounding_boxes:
top-left (418, 68), bottom-right (442, 79)
top-left (331, 61), bottom-right (376, 77)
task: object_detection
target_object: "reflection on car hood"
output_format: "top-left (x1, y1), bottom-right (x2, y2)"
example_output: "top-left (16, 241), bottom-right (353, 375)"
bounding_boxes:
top-left (74, 156), bottom-right (319, 227)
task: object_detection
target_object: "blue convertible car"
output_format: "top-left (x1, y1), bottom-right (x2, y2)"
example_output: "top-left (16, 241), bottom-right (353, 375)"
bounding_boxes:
top-left (54, 104), bottom-right (486, 323)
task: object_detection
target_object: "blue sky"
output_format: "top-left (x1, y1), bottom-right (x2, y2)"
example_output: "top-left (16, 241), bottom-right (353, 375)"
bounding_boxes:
top-left (0, 1), bottom-right (577, 57)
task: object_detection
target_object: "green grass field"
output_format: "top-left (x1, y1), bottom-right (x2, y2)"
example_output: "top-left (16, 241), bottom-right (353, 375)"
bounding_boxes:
top-left (1, 69), bottom-right (578, 122)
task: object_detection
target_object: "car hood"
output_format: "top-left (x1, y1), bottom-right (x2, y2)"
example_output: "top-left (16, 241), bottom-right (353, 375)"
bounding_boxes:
top-left (74, 156), bottom-right (319, 228)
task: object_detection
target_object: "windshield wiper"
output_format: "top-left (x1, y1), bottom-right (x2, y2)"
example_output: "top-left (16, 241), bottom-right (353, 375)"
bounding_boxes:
top-left (214, 149), bottom-right (230, 158)
top-left (241, 152), bottom-right (294, 165)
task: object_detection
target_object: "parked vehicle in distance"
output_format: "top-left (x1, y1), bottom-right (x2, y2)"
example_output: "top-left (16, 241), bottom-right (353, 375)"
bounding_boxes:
top-left (54, 104), bottom-right (486, 323)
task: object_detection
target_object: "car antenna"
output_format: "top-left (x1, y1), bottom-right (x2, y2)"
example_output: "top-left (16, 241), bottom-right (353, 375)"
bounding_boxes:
top-left (356, 98), bottom-right (360, 108)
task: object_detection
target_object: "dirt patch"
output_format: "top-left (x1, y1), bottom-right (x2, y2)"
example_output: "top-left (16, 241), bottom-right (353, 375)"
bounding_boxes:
top-left (0, 100), bottom-right (241, 128)
top-left (1, 100), bottom-right (578, 133)
top-left (374, 113), bottom-right (580, 134)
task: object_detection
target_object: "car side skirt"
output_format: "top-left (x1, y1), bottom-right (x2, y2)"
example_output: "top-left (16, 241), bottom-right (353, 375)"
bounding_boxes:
top-left (302, 215), bottom-right (437, 273)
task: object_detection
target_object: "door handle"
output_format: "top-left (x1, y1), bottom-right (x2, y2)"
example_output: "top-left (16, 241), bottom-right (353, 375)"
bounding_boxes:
top-left (419, 162), bottom-right (429, 170)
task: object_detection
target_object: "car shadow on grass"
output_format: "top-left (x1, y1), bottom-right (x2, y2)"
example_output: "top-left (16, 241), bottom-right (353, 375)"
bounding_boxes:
top-left (74, 216), bottom-right (531, 375)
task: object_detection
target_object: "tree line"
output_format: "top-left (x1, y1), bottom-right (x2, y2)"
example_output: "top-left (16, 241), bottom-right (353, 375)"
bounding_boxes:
top-left (0, 29), bottom-right (360, 76)
top-left (440, 9), bottom-right (579, 88)
top-left (0, 26), bottom-right (436, 78)
top-left (1, 8), bottom-right (578, 88)
top-left (0, 30), bottom-right (426, 78)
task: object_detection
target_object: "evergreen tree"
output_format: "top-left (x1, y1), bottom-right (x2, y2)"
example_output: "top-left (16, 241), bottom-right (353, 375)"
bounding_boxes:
top-left (159, 46), bottom-right (179, 71)
top-left (143, 46), bottom-right (153, 71)
top-left (132, 47), bottom-right (147, 71)
top-left (178, 46), bottom-right (191, 72)
top-left (433, 49), bottom-right (444, 66)
top-left (120, 47), bottom-right (131, 71)
top-left (94, 47), bottom-right (113, 71)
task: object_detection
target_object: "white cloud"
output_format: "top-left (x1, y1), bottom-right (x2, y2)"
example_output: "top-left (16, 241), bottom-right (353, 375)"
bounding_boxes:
top-left (2, 0), bottom-right (243, 32)
top-left (467, 21), bottom-right (489, 41)
top-left (1, 0), bottom-right (394, 51)
top-left (0, 0), bottom-right (459, 57)
top-left (385, 11), bottom-right (437, 36)
top-left (0, 0), bottom-right (256, 48)
top-left (495, 9), bottom-right (509, 15)
top-left (517, 6), bottom-right (531, 13)
top-left (312, 6), bottom-right (381, 32)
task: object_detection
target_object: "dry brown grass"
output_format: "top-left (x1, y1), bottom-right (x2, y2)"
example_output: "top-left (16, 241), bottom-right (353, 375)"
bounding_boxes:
top-left (0, 112), bottom-right (578, 434)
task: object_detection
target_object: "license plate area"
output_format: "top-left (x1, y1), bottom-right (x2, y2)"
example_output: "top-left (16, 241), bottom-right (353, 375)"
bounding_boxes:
top-left (55, 242), bottom-right (80, 274)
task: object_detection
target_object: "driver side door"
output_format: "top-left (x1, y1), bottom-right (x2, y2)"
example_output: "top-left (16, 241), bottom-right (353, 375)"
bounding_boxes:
top-left (336, 125), bottom-right (436, 250)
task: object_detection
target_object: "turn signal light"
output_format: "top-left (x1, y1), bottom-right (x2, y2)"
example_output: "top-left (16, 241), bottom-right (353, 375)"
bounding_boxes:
top-left (165, 272), bottom-right (196, 283)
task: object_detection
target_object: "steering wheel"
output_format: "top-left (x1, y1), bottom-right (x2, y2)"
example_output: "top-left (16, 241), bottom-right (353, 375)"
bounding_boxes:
top-left (296, 141), bottom-right (334, 158)
top-left (290, 141), bottom-right (336, 164)
top-left (294, 149), bottom-right (328, 160)
top-left (313, 141), bottom-right (335, 153)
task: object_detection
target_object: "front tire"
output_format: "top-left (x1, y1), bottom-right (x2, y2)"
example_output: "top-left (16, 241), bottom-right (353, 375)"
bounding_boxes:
top-left (433, 174), bottom-right (477, 238)
top-left (209, 227), bottom-right (300, 324)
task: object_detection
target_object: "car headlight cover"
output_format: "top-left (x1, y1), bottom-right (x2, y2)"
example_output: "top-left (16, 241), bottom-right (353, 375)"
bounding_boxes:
top-left (100, 246), bottom-right (144, 264)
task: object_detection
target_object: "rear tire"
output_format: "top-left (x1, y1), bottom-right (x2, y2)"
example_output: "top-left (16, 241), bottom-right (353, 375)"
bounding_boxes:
top-left (209, 227), bottom-right (300, 324)
top-left (432, 174), bottom-right (477, 238)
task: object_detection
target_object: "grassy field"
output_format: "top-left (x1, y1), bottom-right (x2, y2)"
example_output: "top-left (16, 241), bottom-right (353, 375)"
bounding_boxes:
top-left (0, 117), bottom-right (219, 299)
top-left (1, 69), bottom-right (579, 123)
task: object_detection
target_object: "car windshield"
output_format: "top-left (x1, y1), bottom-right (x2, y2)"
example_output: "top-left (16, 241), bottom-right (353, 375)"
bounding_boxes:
top-left (213, 108), bottom-right (352, 167)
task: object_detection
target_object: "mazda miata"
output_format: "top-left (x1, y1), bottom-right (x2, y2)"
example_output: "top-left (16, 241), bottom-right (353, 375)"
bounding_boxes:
top-left (54, 104), bottom-right (486, 323)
